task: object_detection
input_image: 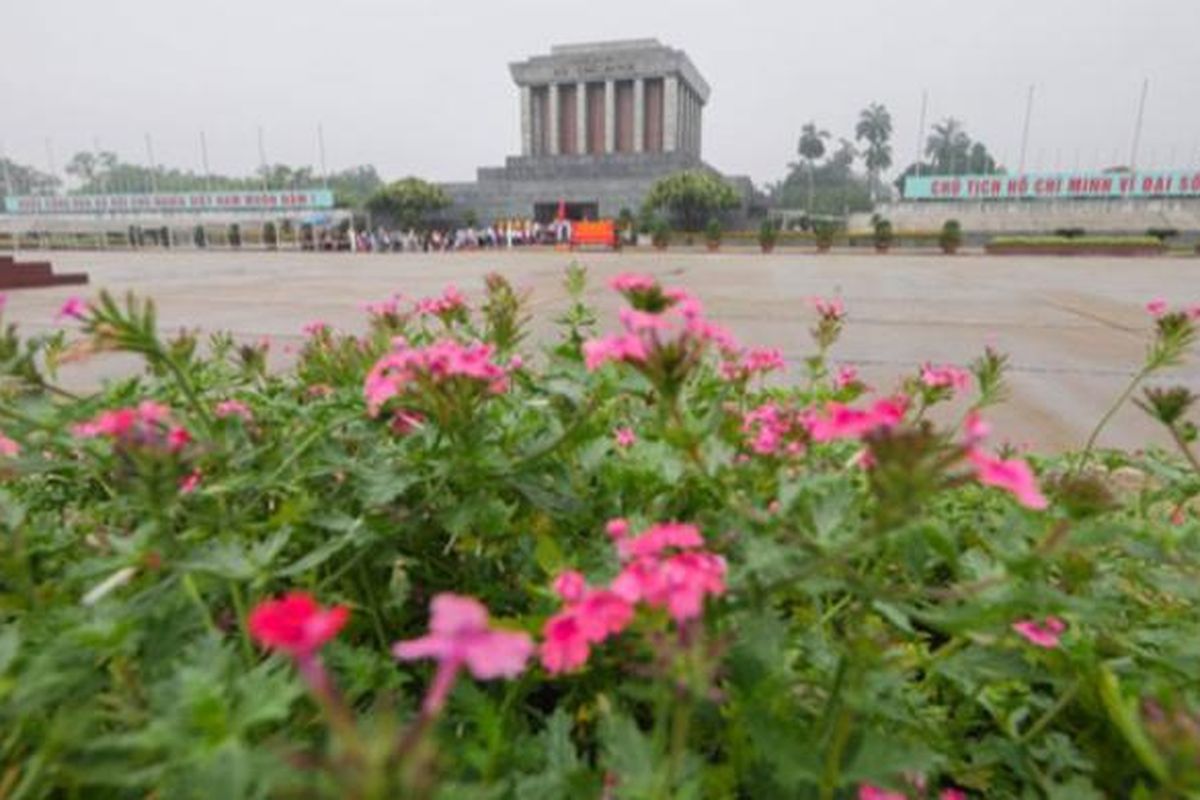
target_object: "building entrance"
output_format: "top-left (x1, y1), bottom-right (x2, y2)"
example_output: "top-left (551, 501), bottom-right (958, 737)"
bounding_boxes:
top-left (533, 201), bottom-right (600, 223)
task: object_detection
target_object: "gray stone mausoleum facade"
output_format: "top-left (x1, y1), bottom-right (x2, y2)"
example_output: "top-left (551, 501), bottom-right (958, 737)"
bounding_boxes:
top-left (443, 39), bottom-right (752, 223)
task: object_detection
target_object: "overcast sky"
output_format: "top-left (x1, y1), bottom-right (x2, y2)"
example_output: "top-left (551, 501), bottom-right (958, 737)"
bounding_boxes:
top-left (4, 0), bottom-right (1199, 188)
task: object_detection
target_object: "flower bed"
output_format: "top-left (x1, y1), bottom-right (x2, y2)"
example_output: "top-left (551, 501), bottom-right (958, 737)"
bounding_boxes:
top-left (985, 236), bottom-right (1166, 256)
top-left (1, 275), bottom-right (1200, 798)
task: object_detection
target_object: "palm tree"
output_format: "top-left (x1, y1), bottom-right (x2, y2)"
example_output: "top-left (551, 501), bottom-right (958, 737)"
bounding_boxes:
top-left (797, 122), bottom-right (830, 213)
top-left (925, 118), bottom-right (970, 174)
top-left (855, 103), bottom-right (893, 204)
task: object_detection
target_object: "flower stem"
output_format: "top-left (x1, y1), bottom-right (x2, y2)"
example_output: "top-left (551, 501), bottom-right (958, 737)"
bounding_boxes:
top-left (1076, 365), bottom-right (1151, 473)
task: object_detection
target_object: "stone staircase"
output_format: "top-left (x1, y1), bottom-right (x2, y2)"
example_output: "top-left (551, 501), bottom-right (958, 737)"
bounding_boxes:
top-left (0, 255), bottom-right (89, 290)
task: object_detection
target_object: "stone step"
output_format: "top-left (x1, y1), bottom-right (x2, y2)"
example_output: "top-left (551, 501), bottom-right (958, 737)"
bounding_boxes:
top-left (0, 258), bottom-right (90, 290)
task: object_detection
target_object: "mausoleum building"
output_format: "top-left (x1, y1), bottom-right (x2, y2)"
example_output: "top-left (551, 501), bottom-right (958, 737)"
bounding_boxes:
top-left (443, 39), bottom-right (752, 223)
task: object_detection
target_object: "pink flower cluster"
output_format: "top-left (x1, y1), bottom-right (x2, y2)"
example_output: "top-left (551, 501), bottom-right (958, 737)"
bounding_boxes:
top-left (720, 346), bottom-right (786, 382)
top-left (215, 399), bottom-right (253, 422)
top-left (1012, 615), bottom-right (1066, 648)
top-left (1147, 297), bottom-right (1200, 319)
top-left (860, 787), bottom-right (966, 800)
top-left (302, 321), bottom-right (330, 337)
top-left (834, 364), bottom-right (865, 391)
top-left (742, 396), bottom-right (907, 456)
top-left (961, 413), bottom-right (1047, 509)
top-left (73, 401), bottom-right (191, 453)
top-left (57, 296), bottom-right (87, 321)
top-left (364, 338), bottom-right (510, 416)
top-left (540, 520), bottom-right (726, 674)
top-left (394, 593), bottom-right (534, 713)
top-left (364, 294), bottom-right (405, 318)
top-left (414, 285), bottom-right (467, 318)
top-left (583, 276), bottom-right (736, 372)
top-left (920, 363), bottom-right (971, 394)
top-left (811, 296), bottom-right (845, 320)
top-left (0, 432), bottom-right (19, 458)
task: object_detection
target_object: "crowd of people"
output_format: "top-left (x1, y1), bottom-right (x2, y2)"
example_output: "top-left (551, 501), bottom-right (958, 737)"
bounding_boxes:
top-left (310, 219), bottom-right (577, 253)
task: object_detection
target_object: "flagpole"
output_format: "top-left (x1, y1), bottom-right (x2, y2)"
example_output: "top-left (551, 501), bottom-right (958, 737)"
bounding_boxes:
top-left (200, 130), bottom-right (212, 192)
top-left (318, 123), bottom-right (329, 190)
top-left (144, 133), bottom-right (159, 193)
top-left (914, 90), bottom-right (928, 176)
top-left (1017, 84), bottom-right (1034, 174)
top-left (1129, 78), bottom-right (1148, 171)
top-left (257, 126), bottom-right (269, 191)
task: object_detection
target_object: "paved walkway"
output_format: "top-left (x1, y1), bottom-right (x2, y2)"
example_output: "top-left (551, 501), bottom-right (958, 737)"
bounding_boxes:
top-left (3, 248), bottom-right (1198, 453)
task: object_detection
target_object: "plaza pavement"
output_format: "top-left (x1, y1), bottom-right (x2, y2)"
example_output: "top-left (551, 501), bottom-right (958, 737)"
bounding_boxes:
top-left (2, 247), bottom-right (1198, 453)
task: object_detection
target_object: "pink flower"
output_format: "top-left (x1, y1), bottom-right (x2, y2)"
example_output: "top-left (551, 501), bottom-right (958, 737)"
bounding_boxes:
top-left (1146, 298), bottom-right (1168, 316)
top-left (0, 433), bottom-right (19, 458)
top-left (614, 427), bottom-right (636, 448)
top-left (364, 339), bottom-right (510, 416)
top-left (967, 449), bottom-right (1047, 509)
top-left (963, 411), bottom-right (991, 445)
top-left (1188, 304), bottom-right (1200, 320)
top-left (920, 363), bottom-right (971, 393)
top-left (617, 522), bottom-right (705, 560)
top-left (0, 293), bottom-right (6, 312)
top-left (541, 611), bottom-right (592, 674)
top-left (364, 294), bottom-right (404, 317)
top-left (248, 592), bottom-right (349, 659)
top-left (859, 785), bottom-right (907, 800)
top-left (56, 296), bottom-right (87, 321)
top-left (553, 570), bottom-right (588, 603)
top-left (414, 285), bottom-right (467, 318)
top-left (612, 551), bottom-right (727, 622)
top-left (302, 321), bottom-right (329, 337)
top-left (605, 518), bottom-right (630, 541)
top-left (215, 400), bottom-right (253, 422)
top-left (393, 594), bottom-right (533, 713)
top-left (834, 365), bottom-right (861, 390)
top-left (941, 790), bottom-right (968, 800)
top-left (582, 333), bottom-right (648, 371)
top-left (811, 296), bottom-right (845, 319)
top-left (166, 426), bottom-right (192, 453)
top-left (610, 273), bottom-right (659, 293)
top-left (721, 346), bottom-right (785, 382)
top-left (179, 469), bottom-right (202, 494)
top-left (807, 397), bottom-right (907, 443)
top-left (1012, 616), bottom-right (1066, 648)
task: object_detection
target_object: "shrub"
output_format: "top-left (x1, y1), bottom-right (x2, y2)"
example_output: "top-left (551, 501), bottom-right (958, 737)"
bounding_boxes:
top-left (814, 219), bottom-right (836, 249)
top-left (650, 217), bottom-right (671, 249)
top-left (873, 217), bottom-right (894, 249)
top-left (1146, 227), bottom-right (1179, 242)
top-left (0, 273), bottom-right (1199, 798)
top-left (705, 217), bottom-right (722, 246)
top-left (263, 221), bottom-right (278, 250)
top-left (758, 219), bottom-right (779, 251)
top-left (1053, 226), bottom-right (1086, 238)
top-left (940, 219), bottom-right (962, 253)
top-left (228, 223), bottom-right (241, 248)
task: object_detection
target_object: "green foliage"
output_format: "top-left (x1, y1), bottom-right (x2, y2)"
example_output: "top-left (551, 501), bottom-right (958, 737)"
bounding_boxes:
top-left (758, 219), bottom-right (779, 249)
top-left (872, 217), bottom-right (893, 248)
top-left (643, 171), bottom-right (740, 231)
top-left (650, 217), bottom-right (671, 248)
top-left (364, 177), bottom-right (450, 230)
top-left (814, 220), bottom-right (837, 248)
top-left (940, 219), bottom-right (963, 252)
top-left (894, 118), bottom-right (1003, 193)
top-left (0, 270), bottom-right (1198, 799)
top-left (705, 218), bottom-right (722, 244)
top-left (988, 236), bottom-right (1164, 248)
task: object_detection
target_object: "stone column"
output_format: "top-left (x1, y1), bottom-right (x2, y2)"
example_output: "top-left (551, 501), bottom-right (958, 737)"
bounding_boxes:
top-left (696, 99), bottom-right (703, 156)
top-left (633, 78), bottom-right (645, 153)
top-left (575, 82), bottom-right (587, 156)
top-left (519, 85), bottom-right (532, 156)
top-left (663, 75), bottom-right (679, 153)
top-left (604, 79), bottom-right (616, 154)
top-left (548, 84), bottom-right (560, 156)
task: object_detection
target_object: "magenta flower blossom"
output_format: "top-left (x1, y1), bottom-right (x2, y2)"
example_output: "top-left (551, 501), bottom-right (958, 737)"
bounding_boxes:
top-left (0, 293), bottom-right (6, 312)
top-left (920, 363), bottom-right (971, 393)
top-left (552, 570), bottom-right (587, 603)
top-left (834, 364), bottom-right (862, 390)
top-left (941, 789), bottom-right (968, 800)
top-left (614, 427), bottom-right (636, 448)
top-left (721, 346), bottom-right (785, 382)
top-left (859, 785), bottom-right (906, 800)
top-left (967, 449), bottom-right (1048, 509)
top-left (811, 296), bottom-right (845, 320)
top-left (364, 338), bottom-right (510, 416)
top-left (364, 294), bottom-right (404, 318)
top-left (807, 397), bottom-right (907, 443)
top-left (583, 333), bottom-right (649, 370)
top-left (610, 273), bottom-right (659, 294)
top-left (57, 296), bottom-right (87, 321)
top-left (394, 594), bottom-right (533, 714)
top-left (0, 433), bottom-right (19, 458)
top-left (1013, 616), bottom-right (1066, 648)
top-left (1146, 298), bottom-right (1168, 316)
top-left (215, 399), bottom-right (254, 422)
top-left (414, 285), bottom-right (467, 318)
top-left (963, 411), bottom-right (991, 445)
top-left (302, 320), bottom-right (329, 337)
top-left (249, 592), bottom-right (350, 659)
top-left (179, 469), bottom-right (202, 494)
top-left (605, 518), bottom-right (630, 540)
top-left (73, 401), bottom-right (191, 456)
top-left (616, 522), bottom-right (705, 560)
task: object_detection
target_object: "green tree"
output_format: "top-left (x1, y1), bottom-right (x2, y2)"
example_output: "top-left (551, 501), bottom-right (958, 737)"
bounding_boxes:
top-left (797, 122), bottom-right (831, 212)
top-left (0, 157), bottom-right (60, 200)
top-left (925, 118), bottom-right (971, 174)
top-left (642, 171), bottom-right (740, 232)
top-left (365, 177), bottom-right (451, 230)
top-left (855, 103), bottom-right (893, 204)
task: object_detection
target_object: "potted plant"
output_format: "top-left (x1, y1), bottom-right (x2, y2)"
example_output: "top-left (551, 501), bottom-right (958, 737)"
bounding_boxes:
top-left (263, 221), bottom-right (279, 251)
top-left (873, 217), bottom-right (894, 253)
top-left (705, 218), bottom-right (722, 252)
top-left (758, 219), bottom-right (779, 253)
top-left (651, 218), bottom-right (671, 251)
top-left (814, 221), bottom-right (835, 253)
top-left (617, 207), bottom-right (635, 246)
top-left (228, 224), bottom-right (241, 249)
top-left (939, 219), bottom-right (962, 254)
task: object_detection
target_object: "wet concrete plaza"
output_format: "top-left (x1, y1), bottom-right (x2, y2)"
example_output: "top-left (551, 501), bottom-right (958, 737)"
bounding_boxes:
top-left (3, 248), bottom-right (1198, 453)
